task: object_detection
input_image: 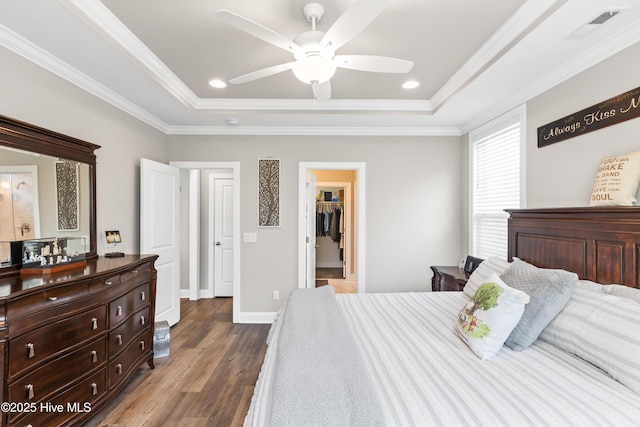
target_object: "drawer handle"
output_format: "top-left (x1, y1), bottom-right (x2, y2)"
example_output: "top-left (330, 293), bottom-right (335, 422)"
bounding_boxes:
top-left (26, 343), bottom-right (35, 358)
top-left (26, 384), bottom-right (34, 400)
top-left (105, 281), bottom-right (113, 285)
top-left (91, 383), bottom-right (98, 396)
top-left (132, 269), bottom-right (139, 274)
top-left (47, 296), bottom-right (58, 301)
top-left (91, 350), bottom-right (98, 363)
top-left (140, 340), bottom-right (145, 351)
top-left (91, 318), bottom-right (98, 330)
top-left (140, 291), bottom-right (146, 301)
top-left (116, 306), bottom-right (123, 316)
top-left (116, 334), bottom-right (123, 345)
top-left (140, 315), bottom-right (145, 325)
top-left (116, 363), bottom-right (122, 375)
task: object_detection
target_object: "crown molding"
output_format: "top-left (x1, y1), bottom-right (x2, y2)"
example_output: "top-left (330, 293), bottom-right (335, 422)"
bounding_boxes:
top-left (431, 0), bottom-right (566, 112)
top-left (459, 17), bottom-right (640, 135)
top-left (0, 23), bottom-right (170, 133)
top-left (62, 0), bottom-right (199, 109)
top-left (165, 125), bottom-right (462, 136)
top-left (194, 97), bottom-right (432, 112)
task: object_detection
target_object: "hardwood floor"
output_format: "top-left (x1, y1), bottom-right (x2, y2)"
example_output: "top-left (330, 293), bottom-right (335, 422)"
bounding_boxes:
top-left (83, 298), bottom-right (270, 427)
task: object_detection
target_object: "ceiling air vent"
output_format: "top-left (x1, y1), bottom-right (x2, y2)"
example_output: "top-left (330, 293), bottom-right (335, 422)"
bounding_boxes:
top-left (588, 10), bottom-right (620, 25)
top-left (565, 9), bottom-right (623, 40)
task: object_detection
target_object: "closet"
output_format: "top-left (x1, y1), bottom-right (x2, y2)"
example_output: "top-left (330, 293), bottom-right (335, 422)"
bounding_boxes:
top-left (316, 187), bottom-right (345, 279)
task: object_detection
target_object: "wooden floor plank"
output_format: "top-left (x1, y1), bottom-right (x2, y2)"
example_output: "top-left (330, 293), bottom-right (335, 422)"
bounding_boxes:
top-left (83, 298), bottom-right (270, 427)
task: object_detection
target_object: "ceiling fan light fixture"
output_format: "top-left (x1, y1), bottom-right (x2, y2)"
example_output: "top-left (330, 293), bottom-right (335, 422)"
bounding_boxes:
top-left (292, 55), bottom-right (336, 85)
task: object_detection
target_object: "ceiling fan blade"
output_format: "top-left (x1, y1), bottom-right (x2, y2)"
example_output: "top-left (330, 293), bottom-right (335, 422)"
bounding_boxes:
top-left (229, 62), bottom-right (296, 84)
top-left (334, 55), bottom-right (413, 73)
top-left (312, 81), bottom-right (331, 100)
top-left (320, 0), bottom-right (390, 52)
top-left (216, 10), bottom-right (302, 55)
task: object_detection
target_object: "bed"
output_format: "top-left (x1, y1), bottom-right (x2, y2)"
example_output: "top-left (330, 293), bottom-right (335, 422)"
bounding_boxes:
top-left (245, 207), bottom-right (640, 426)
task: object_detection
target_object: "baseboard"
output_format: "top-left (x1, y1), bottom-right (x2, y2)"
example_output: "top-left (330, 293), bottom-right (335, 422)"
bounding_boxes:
top-left (237, 311), bottom-right (277, 324)
top-left (178, 294), bottom-right (277, 324)
top-left (179, 289), bottom-right (214, 299)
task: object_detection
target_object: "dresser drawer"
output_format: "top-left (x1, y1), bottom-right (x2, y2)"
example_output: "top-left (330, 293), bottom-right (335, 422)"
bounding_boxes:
top-left (102, 273), bottom-right (122, 287)
top-left (108, 283), bottom-right (150, 327)
top-left (9, 306), bottom-right (107, 378)
top-left (92, 264), bottom-right (152, 298)
top-left (108, 306), bottom-right (151, 358)
top-left (109, 329), bottom-right (152, 388)
top-left (10, 368), bottom-right (107, 427)
top-left (7, 281), bottom-right (89, 319)
top-left (7, 337), bottom-right (106, 422)
top-left (122, 263), bottom-right (152, 285)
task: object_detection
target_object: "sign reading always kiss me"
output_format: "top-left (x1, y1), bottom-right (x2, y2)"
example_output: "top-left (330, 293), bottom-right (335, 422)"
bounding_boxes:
top-left (538, 86), bottom-right (640, 148)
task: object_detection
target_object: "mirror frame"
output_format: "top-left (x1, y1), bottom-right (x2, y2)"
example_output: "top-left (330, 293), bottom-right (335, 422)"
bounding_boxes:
top-left (0, 114), bottom-right (100, 277)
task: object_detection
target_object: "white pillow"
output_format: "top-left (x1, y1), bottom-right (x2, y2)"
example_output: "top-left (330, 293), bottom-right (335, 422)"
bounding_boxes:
top-left (463, 256), bottom-right (510, 298)
top-left (602, 284), bottom-right (640, 303)
top-left (455, 272), bottom-right (530, 360)
top-left (589, 150), bottom-right (640, 206)
top-left (539, 287), bottom-right (640, 393)
top-left (575, 279), bottom-right (605, 294)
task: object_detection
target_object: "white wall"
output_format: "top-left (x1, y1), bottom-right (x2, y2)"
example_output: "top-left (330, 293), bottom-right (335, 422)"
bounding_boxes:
top-left (166, 136), bottom-right (463, 312)
top-left (526, 42), bottom-right (640, 208)
top-left (0, 46), bottom-right (169, 254)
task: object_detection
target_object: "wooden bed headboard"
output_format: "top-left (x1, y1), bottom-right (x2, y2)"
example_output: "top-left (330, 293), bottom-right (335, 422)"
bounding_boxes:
top-left (506, 207), bottom-right (640, 288)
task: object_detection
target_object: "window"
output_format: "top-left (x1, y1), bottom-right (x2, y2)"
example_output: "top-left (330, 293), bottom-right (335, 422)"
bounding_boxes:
top-left (470, 107), bottom-right (525, 259)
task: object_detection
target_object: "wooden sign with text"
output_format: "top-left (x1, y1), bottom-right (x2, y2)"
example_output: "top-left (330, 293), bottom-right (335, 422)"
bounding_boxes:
top-left (538, 86), bottom-right (640, 147)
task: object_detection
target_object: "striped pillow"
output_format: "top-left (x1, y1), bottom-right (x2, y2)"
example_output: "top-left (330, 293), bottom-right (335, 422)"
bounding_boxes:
top-left (539, 287), bottom-right (640, 393)
top-left (602, 284), bottom-right (640, 303)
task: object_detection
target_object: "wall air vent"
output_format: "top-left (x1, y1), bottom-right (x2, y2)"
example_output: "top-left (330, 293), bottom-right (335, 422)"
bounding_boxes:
top-left (565, 9), bottom-right (623, 40)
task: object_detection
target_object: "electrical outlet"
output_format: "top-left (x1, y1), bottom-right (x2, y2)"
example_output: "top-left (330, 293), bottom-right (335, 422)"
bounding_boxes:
top-left (273, 290), bottom-right (279, 300)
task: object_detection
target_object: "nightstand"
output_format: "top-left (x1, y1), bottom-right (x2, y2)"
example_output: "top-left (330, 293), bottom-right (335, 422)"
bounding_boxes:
top-left (430, 266), bottom-right (470, 292)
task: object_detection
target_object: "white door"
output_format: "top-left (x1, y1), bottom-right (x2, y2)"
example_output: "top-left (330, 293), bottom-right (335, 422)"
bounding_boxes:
top-left (140, 158), bottom-right (181, 326)
top-left (305, 171), bottom-right (316, 288)
top-left (213, 176), bottom-right (234, 296)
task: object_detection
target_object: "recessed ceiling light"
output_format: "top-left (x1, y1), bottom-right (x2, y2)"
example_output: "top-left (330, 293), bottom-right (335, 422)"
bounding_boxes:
top-left (402, 80), bottom-right (420, 89)
top-left (209, 79), bottom-right (227, 89)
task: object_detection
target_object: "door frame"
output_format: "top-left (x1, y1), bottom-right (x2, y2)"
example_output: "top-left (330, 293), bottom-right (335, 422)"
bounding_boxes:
top-left (298, 162), bottom-right (366, 292)
top-left (170, 161), bottom-right (241, 323)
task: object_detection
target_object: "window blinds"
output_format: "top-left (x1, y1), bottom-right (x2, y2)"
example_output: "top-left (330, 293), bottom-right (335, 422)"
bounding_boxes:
top-left (472, 121), bottom-right (520, 259)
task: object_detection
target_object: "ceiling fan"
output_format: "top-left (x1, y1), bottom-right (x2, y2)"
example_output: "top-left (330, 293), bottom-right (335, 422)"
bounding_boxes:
top-left (216, 0), bottom-right (414, 99)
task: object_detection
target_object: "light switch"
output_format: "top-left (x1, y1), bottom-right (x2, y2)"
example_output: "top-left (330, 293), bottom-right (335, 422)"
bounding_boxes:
top-left (243, 232), bottom-right (257, 243)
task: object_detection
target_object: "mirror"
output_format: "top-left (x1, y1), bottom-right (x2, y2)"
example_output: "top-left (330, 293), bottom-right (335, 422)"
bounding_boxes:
top-left (0, 114), bottom-right (100, 276)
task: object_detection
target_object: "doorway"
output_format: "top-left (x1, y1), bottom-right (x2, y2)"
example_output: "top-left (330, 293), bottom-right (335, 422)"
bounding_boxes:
top-left (298, 162), bottom-right (366, 293)
top-left (170, 161), bottom-right (241, 323)
top-left (315, 181), bottom-right (355, 293)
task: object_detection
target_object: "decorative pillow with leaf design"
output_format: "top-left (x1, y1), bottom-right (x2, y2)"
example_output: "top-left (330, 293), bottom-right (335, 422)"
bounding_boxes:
top-left (455, 272), bottom-right (530, 360)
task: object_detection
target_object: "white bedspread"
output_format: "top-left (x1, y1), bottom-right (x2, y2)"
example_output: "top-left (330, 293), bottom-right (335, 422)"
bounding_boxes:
top-left (246, 291), bottom-right (640, 427)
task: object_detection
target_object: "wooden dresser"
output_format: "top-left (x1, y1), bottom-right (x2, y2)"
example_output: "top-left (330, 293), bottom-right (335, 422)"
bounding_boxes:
top-left (0, 255), bottom-right (158, 427)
